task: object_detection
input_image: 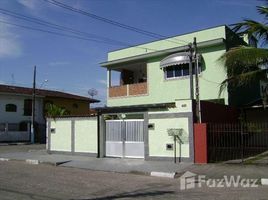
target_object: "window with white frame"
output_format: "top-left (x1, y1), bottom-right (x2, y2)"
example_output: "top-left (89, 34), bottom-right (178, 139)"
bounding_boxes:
top-left (164, 63), bottom-right (201, 79)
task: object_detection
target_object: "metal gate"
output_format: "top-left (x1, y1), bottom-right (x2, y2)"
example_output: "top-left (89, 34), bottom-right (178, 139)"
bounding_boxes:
top-left (207, 122), bottom-right (268, 162)
top-left (105, 119), bottom-right (144, 158)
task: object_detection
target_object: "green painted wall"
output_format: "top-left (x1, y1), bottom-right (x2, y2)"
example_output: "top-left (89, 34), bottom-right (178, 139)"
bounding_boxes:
top-left (50, 120), bottom-right (72, 152)
top-left (148, 117), bottom-right (189, 158)
top-left (74, 119), bottom-right (97, 153)
top-left (108, 44), bottom-right (228, 107)
top-left (49, 118), bottom-right (98, 154)
top-left (108, 26), bottom-right (226, 61)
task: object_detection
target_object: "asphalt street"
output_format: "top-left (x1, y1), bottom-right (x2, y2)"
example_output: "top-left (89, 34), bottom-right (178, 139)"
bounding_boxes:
top-left (0, 161), bottom-right (267, 200)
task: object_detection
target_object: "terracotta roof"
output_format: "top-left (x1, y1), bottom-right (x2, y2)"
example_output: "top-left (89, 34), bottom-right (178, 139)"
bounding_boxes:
top-left (0, 84), bottom-right (100, 103)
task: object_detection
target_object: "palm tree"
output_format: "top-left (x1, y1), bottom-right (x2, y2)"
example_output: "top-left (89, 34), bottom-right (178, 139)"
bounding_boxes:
top-left (219, 2), bottom-right (268, 103)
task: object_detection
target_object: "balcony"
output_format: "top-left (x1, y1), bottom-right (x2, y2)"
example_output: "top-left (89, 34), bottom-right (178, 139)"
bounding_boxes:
top-left (109, 82), bottom-right (147, 98)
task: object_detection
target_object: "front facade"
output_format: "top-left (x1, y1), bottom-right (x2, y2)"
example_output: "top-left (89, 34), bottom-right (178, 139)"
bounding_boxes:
top-left (99, 25), bottom-right (246, 162)
top-left (46, 25), bottom-right (249, 162)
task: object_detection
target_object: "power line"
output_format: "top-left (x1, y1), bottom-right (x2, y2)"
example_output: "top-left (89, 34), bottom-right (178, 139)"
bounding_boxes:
top-left (0, 19), bottom-right (132, 45)
top-left (200, 77), bottom-right (221, 85)
top-left (43, 0), bottom-right (190, 46)
top-left (0, 8), bottom-right (158, 51)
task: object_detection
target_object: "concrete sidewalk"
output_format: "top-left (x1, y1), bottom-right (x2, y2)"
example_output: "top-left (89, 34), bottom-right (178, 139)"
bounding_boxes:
top-left (0, 151), bottom-right (191, 174)
top-left (0, 150), bottom-right (268, 181)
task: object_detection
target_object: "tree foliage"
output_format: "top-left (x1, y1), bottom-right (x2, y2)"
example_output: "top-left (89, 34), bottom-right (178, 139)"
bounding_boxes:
top-left (219, 1), bottom-right (268, 100)
top-left (45, 103), bottom-right (69, 120)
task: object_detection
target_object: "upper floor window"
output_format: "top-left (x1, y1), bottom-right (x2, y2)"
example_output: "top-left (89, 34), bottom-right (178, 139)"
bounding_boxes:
top-left (24, 99), bottom-right (32, 116)
top-left (164, 64), bottom-right (201, 80)
top-left (5, 104), bottom-right (17, 112)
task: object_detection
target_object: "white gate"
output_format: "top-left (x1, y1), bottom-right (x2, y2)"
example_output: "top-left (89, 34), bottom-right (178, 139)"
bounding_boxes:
top-left (105, 120), bottom-right (144, 158)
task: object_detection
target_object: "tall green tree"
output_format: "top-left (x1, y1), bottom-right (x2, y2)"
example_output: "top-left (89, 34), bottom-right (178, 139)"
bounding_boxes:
top-left (219, 1), bottom-right (268, 103)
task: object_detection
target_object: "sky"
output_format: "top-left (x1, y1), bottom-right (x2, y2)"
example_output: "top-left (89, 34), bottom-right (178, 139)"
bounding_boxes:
top-left (0, 0), bottom-right (264, 106)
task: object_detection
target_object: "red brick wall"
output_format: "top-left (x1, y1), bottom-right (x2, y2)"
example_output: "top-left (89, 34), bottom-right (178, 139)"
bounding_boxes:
top-left (109, 85), bottom-right (127, 97)
top-left (129, 82), bottom-right (147, 96)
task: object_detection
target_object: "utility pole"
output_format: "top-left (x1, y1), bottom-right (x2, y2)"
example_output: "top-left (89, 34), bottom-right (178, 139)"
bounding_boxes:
top-left (189, 43), bottom-right (194, 100)
top-left (31, 66), bottom-right (36, 144)
top-left (193, 37), bottom-right (201, 123)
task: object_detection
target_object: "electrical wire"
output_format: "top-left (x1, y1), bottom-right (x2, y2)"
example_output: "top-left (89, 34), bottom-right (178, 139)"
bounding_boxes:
top-left (43, 0), bottom-right (190, 46)
top-left (0, 19), bottom-right (136, 45)
top-left (0, 8), bottom-right (159, 51)
top-left (200, 77), bottom-right (221, 85)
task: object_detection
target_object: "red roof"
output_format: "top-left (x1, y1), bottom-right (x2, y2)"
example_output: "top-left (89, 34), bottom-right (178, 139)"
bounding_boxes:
top-left (0, 84), bottom-right (100, 103)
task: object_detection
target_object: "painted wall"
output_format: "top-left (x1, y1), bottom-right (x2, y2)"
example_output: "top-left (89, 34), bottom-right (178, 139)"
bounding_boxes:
top-left (74, 118), bottom-right (97, 153)
top-left (148, 117), bottom-right (190, 158)
top-left (48, 117), bottom-right (98, 154)
top-left (50, 120), bottom-right (72, 152)
top-left (44, 97), bottom-right (90, 115)
top-left (147, 100), bottom-right (192, 159)
top-left (107, 26), bottom-right (231, 107)
top-left (0, 94), bottom-right (44, 124)
top-left (108, 26), bottom-right (227, 61)
top-left (108, 44), bottom-right (228, 107)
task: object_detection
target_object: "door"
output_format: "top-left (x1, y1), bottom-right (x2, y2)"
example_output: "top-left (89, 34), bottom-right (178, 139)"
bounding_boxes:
top-left (105, 119), bottom-right (144, 158)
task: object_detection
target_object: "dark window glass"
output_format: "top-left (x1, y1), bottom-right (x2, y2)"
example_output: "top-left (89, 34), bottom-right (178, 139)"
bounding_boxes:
top-left (24, 99), bottom-right (32, 116)
top-left (174, 67), bottom-right (182, 77)
top-left (182, 65), bottom-right (189, 76)
top-left (5, 104), bottom-right (17, 112)
top-left (165, 63), bottom-right (201, 79)
top-left (166, 67), bottom-right (174, 78)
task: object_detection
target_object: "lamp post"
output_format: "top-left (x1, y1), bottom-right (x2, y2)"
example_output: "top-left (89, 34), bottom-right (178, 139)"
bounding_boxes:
top-left (39, 79), bottom-right (48, 89)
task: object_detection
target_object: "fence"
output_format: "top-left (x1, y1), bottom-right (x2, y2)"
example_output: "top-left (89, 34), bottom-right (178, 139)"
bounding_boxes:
top-left (47, 117), bottom-right (98, 156)
top-left (207, 122), bottom-right (268, 162)
top-left (0, 122), bottom-right (31, 142)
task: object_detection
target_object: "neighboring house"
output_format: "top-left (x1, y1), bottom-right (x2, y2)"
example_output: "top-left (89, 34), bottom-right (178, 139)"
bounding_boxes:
top-left (97, 25), bottom-right (251, 162)
top-left (0, 84), bottom-right (99, 143)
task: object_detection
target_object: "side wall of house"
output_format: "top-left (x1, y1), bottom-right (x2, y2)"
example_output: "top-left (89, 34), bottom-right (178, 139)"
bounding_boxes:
top-left (44, 97), bottom-right (90, 115)
top-left (0, 94), bottom-right (44, 124)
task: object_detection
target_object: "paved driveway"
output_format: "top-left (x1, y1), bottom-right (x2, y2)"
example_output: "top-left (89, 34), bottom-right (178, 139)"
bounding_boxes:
top-left (0, 161), bottom-right (268, 200)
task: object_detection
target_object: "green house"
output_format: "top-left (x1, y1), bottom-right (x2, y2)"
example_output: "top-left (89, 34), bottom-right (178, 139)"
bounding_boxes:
top-left (47, 26), bottom-right (261, 163)
top-left (102, 25), bottom-right (252, 107)
top-left (98, 25), bottom-right (249, 162)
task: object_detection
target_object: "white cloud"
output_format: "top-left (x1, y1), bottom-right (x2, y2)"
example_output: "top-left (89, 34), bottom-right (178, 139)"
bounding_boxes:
top-left (0, 17), bottom-right (22, 59)
top-left (97, 79), bottom-right (107, 85)
top-left (17, 0), bottom-right (38, 10)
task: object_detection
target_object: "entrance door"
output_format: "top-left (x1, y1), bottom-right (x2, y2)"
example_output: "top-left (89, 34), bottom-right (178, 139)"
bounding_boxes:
top-left (105, 119), bottom-right (144, 158)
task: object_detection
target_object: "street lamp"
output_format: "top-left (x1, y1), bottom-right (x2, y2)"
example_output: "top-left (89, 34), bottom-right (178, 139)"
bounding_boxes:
top-left (39, 79), bottom-right (48, 89)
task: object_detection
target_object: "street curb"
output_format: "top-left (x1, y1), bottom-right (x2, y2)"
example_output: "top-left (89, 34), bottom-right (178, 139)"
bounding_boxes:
top-left (25, 159), bottom-right (40, 165)
top-left (150, 171), bottom-right (176, 178)
top-left (261, 178), bottom-right (268, 185)
top-left (0, 158), bottom-right (9, 161)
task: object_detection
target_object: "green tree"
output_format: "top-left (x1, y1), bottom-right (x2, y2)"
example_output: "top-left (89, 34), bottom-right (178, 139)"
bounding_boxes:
top-left (45, 103), bottom-right (69, 120)
top-left (219, 2), bottom-right (268, 102)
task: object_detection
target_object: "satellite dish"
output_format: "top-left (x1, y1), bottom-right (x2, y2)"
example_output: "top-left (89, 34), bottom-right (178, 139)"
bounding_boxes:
top-left (88, 88), bottom-right (98, 98)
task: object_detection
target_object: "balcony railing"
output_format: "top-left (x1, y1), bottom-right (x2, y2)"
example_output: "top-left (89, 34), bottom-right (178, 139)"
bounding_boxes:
top-left (109, 82), bottom-right (147, 98)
